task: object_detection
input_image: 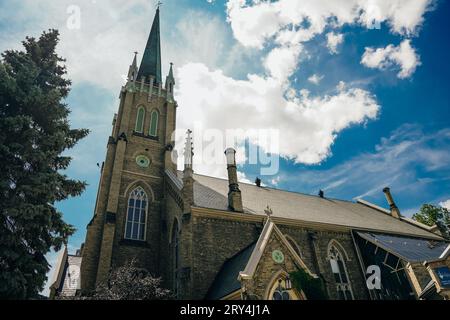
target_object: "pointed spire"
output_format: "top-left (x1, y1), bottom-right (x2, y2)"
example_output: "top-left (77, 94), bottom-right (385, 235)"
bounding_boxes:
top-left (127, 51), bottom-right (138, 81)
top-left (168, 62), bottom-right (174, 81)
top-left (165, 62), bottom-right (175, 99)
top-left (137, 7), bottom-right (162, 84)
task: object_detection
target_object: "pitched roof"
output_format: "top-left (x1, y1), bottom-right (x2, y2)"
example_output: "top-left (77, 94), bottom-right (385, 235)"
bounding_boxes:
top-left (239, 218), bottom-right (316, 280)
top-left (137, 8), bottom-right (162, 83)
top-left (168, 171), bottom-right (441, 239)
top-left (205, 242), bottom-right (256, 300)
top-left (357, 232), bottom-right (449, 263)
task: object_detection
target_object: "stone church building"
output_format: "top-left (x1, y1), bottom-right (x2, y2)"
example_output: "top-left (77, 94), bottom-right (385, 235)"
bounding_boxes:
top-left (53, 8), bottom-right (450, 300)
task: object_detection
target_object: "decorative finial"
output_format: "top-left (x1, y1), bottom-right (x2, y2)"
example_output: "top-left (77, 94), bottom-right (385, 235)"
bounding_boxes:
top-left (157, 1), bottom-right (163, 9)
top-left (264, 205), bottom-right (273, 217)
top-left (184, 129), bottom-right (194, 169)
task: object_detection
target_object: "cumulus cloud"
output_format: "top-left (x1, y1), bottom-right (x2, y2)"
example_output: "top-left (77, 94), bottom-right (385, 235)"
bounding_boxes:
top-left (440, 200), bottom-right (450, 210)
top-left (361, 39), bottom-right (421, 78)
top-left (0, 1), bottom-right (229, 92)
top-left (308, 73), bottom-right (324, 85)
top-left (226, 0), bottom-right (433, 49)
top-left (175, 62), bottom-right (379, 170)
top-left (326, 32), bottom-right (344, 54)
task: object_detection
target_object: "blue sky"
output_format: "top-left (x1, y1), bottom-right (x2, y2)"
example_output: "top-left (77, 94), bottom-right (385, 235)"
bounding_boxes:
top-left (0, 0), bottom-right (449, 294)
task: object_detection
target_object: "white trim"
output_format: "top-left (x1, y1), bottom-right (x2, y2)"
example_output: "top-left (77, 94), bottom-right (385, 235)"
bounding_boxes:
top-left (356, 199), bottom-right (391, 215)
top-left (239, 218), bottom-right (316, 280)
top-left (400, 216), bottom-right (435, 231)
top-left (285, 235), bottom-right (304, 259)
top-left (439, 244), bottom-right (450, 259)
top-left (49, 246), bottom-right (68, 291)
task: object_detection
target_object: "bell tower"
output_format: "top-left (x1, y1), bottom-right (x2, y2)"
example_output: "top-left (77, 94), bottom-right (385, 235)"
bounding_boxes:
top-left (80, 7), bottom-right (177, 292)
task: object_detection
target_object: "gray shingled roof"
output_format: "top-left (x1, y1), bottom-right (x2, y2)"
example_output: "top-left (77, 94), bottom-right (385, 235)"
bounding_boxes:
top-left (205, 242), bottom-right (256, 300)
top-left (169, 171), bottom-right (441, 239)
top-left (357, 232), bottom-right (449, 262)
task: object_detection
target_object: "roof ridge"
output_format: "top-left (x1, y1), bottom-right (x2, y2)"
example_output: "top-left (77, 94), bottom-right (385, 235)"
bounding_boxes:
top-left (186, 170), bottom-right (358, 204)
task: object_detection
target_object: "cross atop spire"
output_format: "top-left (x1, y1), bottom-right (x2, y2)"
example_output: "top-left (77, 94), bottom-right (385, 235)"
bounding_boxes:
top-left (137, 6), bottom-right (162, 84)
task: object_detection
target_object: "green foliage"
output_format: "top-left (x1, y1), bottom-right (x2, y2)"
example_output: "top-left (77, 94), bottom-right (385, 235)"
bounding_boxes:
top-left (412, 204), bottom-right (450, 239)
top-left (72, 259), bottom-right (171, 300)
top-left (290, 269), bottom-right (328, 300)
top-left (0, 29), bottom-right (88, 299)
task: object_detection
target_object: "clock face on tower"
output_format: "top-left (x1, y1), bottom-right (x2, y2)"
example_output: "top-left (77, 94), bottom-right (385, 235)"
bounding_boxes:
top-left (272, 250), bottom-right (285, 264)
top-left (136, 155), bottom-right (150, 168)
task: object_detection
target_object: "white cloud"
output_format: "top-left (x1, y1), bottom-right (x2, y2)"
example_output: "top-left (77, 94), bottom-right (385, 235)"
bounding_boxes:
top-left (175, 62), bottom-right (379, 171)
top-left (361, 39), bottom-right (421, 78)
top-left (440, 200), bottom-right (450, 210)
top-left (308, 73), bottom-right (324, 85)
top-left (263, 44), bottom-right (302, 80)
top-left (0, 1), bottom-right (229, 92)
top-left (326, 32), bottom-right (344, 54)
top-left (226, 0), bottom-right (433, 49)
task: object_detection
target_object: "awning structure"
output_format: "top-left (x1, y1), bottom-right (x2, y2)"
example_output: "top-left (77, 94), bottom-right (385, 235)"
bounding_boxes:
top-left (356, 232), bottom-right (449, 263)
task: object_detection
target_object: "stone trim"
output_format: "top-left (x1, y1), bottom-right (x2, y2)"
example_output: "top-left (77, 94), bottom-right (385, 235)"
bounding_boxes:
top-left (119, 238), bottom-right (150, 248)
top-left (122, 170), bottom-right (162, 181)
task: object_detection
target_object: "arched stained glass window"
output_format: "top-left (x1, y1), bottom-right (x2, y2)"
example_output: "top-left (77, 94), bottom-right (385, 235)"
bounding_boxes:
top-left (124, 187), bottom-right (148, 241)
top-left (135, 106), bottom-right (145, 133)
top-left (328, 242), bottom-right (354, 300)
top-left (149, 110), bottom-right (159, 137)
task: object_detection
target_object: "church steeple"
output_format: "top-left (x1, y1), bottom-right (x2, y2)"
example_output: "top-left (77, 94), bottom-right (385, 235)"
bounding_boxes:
top-left (137, 7), bottom-right (162, 84)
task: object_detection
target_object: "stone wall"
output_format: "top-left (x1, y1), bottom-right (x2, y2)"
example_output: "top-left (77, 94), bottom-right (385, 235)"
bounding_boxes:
top-left (184, 215), bottom-right (369, 300)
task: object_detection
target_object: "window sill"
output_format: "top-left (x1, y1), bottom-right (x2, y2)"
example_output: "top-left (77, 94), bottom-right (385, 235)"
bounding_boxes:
top-left (120, 239), bottom-right (150, 248)
top-left (132, 132), bottom-right (159, 141)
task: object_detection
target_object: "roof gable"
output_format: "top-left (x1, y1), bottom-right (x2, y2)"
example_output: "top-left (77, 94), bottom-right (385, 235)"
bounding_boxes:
top-left (239, 217), bottom-right (316, 280)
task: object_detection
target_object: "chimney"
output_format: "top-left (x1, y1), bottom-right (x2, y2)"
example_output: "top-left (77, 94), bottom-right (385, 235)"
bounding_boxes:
top-left (255, 177), bottom-right (261, 187)
top-left (318, 190), bottom-right (324, 198)
top-left (382, 187), bottom-right (401, 219)
top-left (225, 148), bottom-right (243, 212)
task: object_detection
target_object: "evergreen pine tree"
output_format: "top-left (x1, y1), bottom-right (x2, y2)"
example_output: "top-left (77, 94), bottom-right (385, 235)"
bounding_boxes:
top-left (0, 29), bottom-right (89, 299)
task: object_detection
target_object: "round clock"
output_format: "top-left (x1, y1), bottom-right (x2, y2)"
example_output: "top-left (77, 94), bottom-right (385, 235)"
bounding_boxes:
top-left (136, 155), bottom-right (150, 168)
top-left (272, 250), bottom-right (285, 264)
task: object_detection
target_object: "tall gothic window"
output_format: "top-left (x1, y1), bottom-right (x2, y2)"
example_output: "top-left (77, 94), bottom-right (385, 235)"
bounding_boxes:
top-left (328, 242), bottom-right (353, 300)
top-left (149, 110), bottom-right (159, 137)
top-left (135, 106), bottom-right (145, 133)
top-left (124, 187), bottom-right (148, 241)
